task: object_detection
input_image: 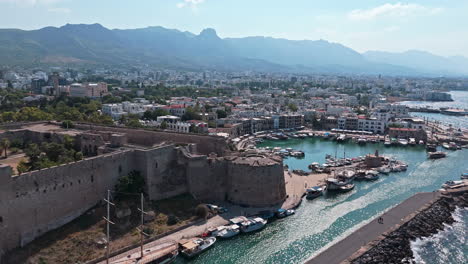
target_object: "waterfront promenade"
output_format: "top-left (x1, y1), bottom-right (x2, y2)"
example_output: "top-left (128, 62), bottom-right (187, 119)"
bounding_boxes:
top-left (305, 191), bottom-right (440, 264)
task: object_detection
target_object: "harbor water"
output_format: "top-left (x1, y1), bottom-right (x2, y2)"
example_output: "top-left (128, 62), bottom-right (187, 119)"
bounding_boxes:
top-left (399, 90), bottom-right (468, 129)
top-left (175, 138), bottom-right (468, 264)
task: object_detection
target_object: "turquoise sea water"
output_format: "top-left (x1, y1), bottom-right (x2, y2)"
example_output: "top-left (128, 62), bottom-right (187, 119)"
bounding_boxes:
top-left (174, 91), bottom-right (468, 264)
top-left (175, 139), bottom-right (467, 264)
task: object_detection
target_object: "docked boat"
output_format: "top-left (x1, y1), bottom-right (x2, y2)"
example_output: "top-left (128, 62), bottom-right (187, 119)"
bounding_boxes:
top-left (442, 143), bottom-right (451, 150)
top-left (377, 167), bottom-right (391, 174)
top-left (384, 138), bottom-right (391, 147)
top-left (398, 139), bottom-right (409, 146)
top-left (419, 140), bottom-right (425, 145)
top-left (308, 162), bottom-right (320, 170)
top-left (326, 178), bottom-right (354, 192)
top-left (461, 172), bottom-right (468, 180)
top-left (214, 224), bottom-right (240, 239)
top-left (306, 186), bottom-right (325, 199)
top-left (337, 134), bottom-right (346, 142)
top-left (428, 152), bottom-right (447, 159)
top-left (276, 208), bottom-right (295, 218)
top-left (390, 138), bottom-right (398, 146)
top-left (357, 137), bottom-right (367, 145)
top-left (240, 217), bottom-right (267, 233)
top-left (180, 237), bottom-right (216, 259)
top-left (290, 151), bottom-right (305, 158)
top-left (426, 144), bottom-right (437, 152)
top-left (338, 183), bottom-right (355, 192)
top-left (441, 180), bottom-right (464, 189)
top-left (364, 170), bottom-right (379, 181)
top-left (409, 138), bottom-right (416, 146)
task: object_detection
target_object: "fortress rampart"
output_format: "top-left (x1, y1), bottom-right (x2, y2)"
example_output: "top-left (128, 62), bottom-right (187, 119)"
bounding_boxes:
top-left (0, 123), bottom-right (286, 257)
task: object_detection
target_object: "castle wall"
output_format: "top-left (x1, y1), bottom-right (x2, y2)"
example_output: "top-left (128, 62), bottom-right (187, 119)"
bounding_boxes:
top-left (0, 150), bottom-right (133, 254)
top-left (185, 156), bottom-right (228, 202)
top-left (71, 123), bottom-right (227, 156)
top-left (226, 158), bottom-right (286, 207)
top-left (133, 146), bottom-right (189, 201)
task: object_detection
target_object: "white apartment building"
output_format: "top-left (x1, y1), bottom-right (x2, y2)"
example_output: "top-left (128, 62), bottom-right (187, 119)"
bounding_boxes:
top-left (102, 104), bottom-right (125, 120)
top-left (358, 118), bottom-right (385, 134)
top-left (122, 101), bottom-right (146, 116)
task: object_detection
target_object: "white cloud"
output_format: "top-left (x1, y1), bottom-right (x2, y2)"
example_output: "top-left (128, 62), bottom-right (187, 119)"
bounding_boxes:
top-left (48, 7), bottom-right (70, 13)
top-left (348, 2), bottom-right (442, 21)
top-left (384, 26), bottom-right (400, 32)
top-left (176, 0), bottom-right (205, 9)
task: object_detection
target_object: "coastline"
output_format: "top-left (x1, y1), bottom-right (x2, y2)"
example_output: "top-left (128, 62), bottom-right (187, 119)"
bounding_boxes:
top-left (306, 187), bottom-right (467, 264)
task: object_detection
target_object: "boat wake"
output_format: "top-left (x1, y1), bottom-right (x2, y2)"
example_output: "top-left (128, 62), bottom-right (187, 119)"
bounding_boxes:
top-left (409, 207), bottom-right (467, 264)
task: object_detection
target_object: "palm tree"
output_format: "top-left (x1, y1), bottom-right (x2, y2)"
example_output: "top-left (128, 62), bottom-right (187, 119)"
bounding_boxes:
top-left (1, 138), bottom-right (10, 158)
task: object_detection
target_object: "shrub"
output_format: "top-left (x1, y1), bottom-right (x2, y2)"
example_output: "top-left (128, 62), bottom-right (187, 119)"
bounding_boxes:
top-left (194, 204), bottom-right (209, 219)
top-left (167, 215), bottom-right (179, 226)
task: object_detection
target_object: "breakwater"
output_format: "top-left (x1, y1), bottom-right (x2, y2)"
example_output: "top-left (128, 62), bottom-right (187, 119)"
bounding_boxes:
top-left (349, 189), bottom-right (468, 264)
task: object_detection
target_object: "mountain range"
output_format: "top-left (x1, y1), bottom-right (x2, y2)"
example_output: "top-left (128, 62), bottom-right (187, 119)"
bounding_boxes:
top-left (0, 23), bottom-right (467, 76)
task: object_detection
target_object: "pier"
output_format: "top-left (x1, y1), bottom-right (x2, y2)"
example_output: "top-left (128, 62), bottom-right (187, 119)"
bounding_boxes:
top-left (305, 192), bottom-right (441, 264)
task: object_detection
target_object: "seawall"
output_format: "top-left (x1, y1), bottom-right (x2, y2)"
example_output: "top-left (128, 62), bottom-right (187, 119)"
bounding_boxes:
top-left (306, 187), bottom-right (467, 264)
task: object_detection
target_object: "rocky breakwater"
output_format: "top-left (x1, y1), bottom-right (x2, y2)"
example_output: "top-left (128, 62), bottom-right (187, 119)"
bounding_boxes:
top-left (351, 191), bottom-right (468, 264)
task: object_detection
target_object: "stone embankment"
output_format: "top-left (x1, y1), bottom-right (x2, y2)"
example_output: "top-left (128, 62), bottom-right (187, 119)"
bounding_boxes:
top-left (350, 191), bottom-right (468, 264)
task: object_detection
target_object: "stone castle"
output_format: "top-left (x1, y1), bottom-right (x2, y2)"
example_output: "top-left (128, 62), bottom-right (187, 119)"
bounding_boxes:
top-left (0, 122), bottom-right (286, 257)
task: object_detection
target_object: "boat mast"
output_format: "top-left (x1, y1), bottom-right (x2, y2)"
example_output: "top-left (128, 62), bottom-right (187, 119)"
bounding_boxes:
top-left (103, 190), bottom-right (115, 264)
top-left (138, 193), bottom-right (148, 260)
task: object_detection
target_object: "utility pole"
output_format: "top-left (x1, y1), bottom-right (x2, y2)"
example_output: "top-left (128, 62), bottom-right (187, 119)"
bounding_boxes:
top-left (137, 193), bottom-right (149, 260)
top-left (103, 190), bottom-right (115, 264)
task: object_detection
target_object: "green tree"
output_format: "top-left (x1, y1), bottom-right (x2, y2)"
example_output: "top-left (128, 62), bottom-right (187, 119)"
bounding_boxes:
top-left (115, 171), bottom-right (145, 197)
top-left (160, 121), bottom-right (168, 130)
top-left (216, 110), bottom-right (227, 119)
top-left (17, 159), bottom-right (29, 175)
top-left (288, 103), bottom-right (298, 112)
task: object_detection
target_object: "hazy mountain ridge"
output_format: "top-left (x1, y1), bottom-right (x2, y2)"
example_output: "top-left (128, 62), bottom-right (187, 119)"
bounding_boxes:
top-left (0, 23), bottom-right (465, 76)
top-left (364, 50), bottom-right (468, 76)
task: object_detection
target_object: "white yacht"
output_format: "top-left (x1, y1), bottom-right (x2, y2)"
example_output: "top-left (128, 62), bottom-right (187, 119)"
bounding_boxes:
top-left (240, 217), bottom-right (267, 233)
top-left (214, 225), bottom-right (240, 239)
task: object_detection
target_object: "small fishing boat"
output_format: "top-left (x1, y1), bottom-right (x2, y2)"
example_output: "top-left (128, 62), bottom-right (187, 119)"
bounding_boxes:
top-left (426, 144), bottom-right (437, 152)
top-left (377, 167), bottom-right (391, 174)
top-left (461, 172), bottom-right (468, 180)
top-left (399, 139), bottom-right (408, 146)
top-left (384, 138), bottom-right (391, 147)
top-left (364, 170), bottom-right (379, 181)
top-left (338, 183), bottom-right (355, 192)
top-left (337, 134), bottom-right (346, 142)
top-left (214, 225), bottom-right (240, 239)
top-left (290, 151), bottom-right (305, 158)
top-left (419, 140), bottom-right (425, 145)
top-left (306, 186), bottom-right (325, 199)
top-left (442, 143), bottom-right (451, 150)
top-left (409, 138), bottom-right (416, 146)
top-left (240, 217), bottom-right (267, 233)
top-left (428, 152), bottom-right (447, 159)
top-left (441, 180), bottom-right (464, 189)
top-left (180, 237), bottom-right (216, 259)
top-left (277, 208), bottom-right (295, 218)
top-left (357, 137), bottom-right (367, 145)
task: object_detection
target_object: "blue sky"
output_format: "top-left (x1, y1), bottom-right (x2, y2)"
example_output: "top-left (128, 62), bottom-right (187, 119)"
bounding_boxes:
top-left (0, 0), bottom-right (467, 57)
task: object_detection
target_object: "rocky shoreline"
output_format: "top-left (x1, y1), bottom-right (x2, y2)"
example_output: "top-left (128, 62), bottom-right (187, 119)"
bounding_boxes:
top-left (351, 192), bottom-right (468, 264)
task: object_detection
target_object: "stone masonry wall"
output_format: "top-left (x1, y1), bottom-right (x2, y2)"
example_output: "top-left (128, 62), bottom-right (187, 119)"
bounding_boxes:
top-left (0, 150), bottom-right (133, 255)
top-left (72, 123), bottom-right (227, 156)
